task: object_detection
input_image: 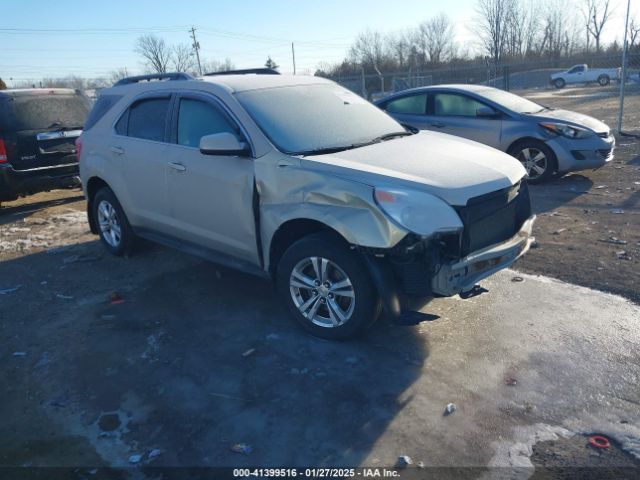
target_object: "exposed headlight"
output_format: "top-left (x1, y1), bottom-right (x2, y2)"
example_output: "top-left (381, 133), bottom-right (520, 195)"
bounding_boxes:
top-left (540, 122), bottom-right (592, 139)
top-left (374, 188), bottom-right (463, 236)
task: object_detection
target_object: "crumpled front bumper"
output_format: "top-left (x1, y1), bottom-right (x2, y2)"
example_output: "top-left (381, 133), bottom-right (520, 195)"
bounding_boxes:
top-left (432, 215), bottom-right (536, 296)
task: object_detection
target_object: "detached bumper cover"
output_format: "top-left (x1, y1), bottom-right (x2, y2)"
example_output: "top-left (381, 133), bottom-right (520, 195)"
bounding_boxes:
top-left (432, 215), bottom-right (536, 296)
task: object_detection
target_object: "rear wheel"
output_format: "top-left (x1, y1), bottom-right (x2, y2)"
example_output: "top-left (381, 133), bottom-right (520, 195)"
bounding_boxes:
top-left (93, 187), bottom-right (134, 256)
top-left (509, 140), bottom-right (557, 184)
top-left (597, 75), bottom-right (610, 86)
top-left (553, 78), bottom-right (566, 89)
top-left (276, 232), bottom-right (379, 340)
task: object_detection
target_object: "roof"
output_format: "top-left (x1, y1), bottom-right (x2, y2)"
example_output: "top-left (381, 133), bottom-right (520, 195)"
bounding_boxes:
top-left (374, 84), bottom-right (500, 103)
top-left (200, 74), bottom-right (334, 93)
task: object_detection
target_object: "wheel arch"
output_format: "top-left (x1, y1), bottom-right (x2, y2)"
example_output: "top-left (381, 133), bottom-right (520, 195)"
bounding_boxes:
top-left (85, 176), bottom-right (111, 234)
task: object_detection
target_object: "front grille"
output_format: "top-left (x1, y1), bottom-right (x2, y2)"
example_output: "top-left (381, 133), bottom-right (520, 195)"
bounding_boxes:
top-left (455, 181), bottom-right (531, 256)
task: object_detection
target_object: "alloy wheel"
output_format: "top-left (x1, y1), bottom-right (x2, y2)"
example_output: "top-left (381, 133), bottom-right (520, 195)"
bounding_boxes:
top-left (97, 200), bottom-right (122, 248)
top-left (517, 147), bottom-right (548, 180)
top-left (289, 256), bottom-right (356, 328)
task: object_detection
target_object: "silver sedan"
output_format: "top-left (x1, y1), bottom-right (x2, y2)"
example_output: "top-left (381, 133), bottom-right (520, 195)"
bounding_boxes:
top-left (375, 85), bottom-right (615, 183)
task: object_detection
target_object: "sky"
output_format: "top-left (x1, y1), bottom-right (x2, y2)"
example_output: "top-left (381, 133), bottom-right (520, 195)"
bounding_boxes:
top-left (0, 0), bottom-right (633, 84)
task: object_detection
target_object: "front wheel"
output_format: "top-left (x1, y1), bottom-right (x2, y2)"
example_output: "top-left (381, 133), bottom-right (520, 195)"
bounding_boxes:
top-left (276, 232), bottom-right (379, 340)
top-left (509, 140), bottom-right (557, 184)
top-left (598, 75), bottom-right (610, 86)
top-left (553, 78), bottom-right (565, 89)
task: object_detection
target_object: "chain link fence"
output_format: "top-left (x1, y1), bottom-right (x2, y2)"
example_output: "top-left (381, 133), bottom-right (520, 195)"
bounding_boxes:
top-left (328, 53), bottom-right (640, 133)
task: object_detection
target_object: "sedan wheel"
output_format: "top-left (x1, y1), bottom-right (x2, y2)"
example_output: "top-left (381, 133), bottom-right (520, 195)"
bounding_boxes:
top-left (290, 256), bottom-right (355, 328)
top-left (517, 147), bottom-right (548, 181)
top-left (97, 199), bottom-right (122, 248)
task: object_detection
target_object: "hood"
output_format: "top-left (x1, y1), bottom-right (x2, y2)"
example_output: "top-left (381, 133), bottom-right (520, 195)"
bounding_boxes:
top-left (301, 131), bottom-right (525, 206)
top-left (528, 109), bottom-right (610, 135)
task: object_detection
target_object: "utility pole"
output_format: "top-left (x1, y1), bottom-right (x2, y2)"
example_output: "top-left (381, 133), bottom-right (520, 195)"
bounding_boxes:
top-left (617, 0), bottom-right (631, 133)
top-left (291, 42), bottom-right (296, 75)
top-left (190, 26), bottom-right (203, 76)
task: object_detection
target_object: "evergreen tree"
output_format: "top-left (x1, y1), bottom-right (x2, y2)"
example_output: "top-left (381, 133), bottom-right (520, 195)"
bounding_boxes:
top-left (265, 56), bottom-right (279, 70)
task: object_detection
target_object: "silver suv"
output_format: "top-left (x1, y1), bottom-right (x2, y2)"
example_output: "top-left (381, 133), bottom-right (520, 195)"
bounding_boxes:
top-left (78, 71), bottom-right (535, 340)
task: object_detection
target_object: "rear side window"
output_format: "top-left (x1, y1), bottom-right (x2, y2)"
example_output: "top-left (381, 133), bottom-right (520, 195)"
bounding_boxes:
top-left (177, 98), bottom-right (237, 147)
top-left (434, 93), bottom-right (485, 117)
top-left (120, 97), bottom-right (170, 142)
top-left (0, 94), bottom-right (91, 132)
top-left (84, 94), bottom-right (123, 131)
top-left (384, 94), bottom-right (427, 115)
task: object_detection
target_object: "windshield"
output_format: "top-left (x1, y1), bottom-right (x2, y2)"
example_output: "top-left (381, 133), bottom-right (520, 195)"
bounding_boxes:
top-left (4, 94), bottom-right (91, 132)
top-left (236, 84), bottom-right (404, 154)
top-left (477, 88), bottom-right (545, 114)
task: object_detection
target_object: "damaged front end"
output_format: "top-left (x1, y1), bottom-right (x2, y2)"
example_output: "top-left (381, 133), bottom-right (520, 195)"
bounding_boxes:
top-left (361, 180), bottom-right (535, 323)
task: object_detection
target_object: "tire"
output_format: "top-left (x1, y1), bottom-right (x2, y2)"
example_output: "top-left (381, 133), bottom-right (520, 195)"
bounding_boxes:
top-left (93, 187), bottom-right (135, 256)
top-left (276, 232), bottom-right (379, 340)
top-left (553, 78), bottom-right (565, 89)
top-left (508, 140), bottom-right (557, 184)
top-left (597, 75), bottom-right (610, 86)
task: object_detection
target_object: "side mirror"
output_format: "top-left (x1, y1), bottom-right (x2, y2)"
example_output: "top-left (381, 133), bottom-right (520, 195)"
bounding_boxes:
top-left (476, 106), bottom-right (499, 118)
top-left (199, 132), bottom-right (250, 156)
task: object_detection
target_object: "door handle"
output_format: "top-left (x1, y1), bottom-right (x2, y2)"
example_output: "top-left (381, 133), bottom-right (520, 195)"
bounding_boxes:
top-left (169, 162), bottom-right (186, 172)
top-left (430, 122), bottom-right (446, 128)
top-left (110, 146), bottom-right (125, 155)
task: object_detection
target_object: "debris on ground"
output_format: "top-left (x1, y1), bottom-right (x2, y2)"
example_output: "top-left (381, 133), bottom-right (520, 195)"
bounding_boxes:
top-left (609, 209), bottom-right (624, 214)
top-left (616, 251), bottom-right (630, 260)
top-left (444, 403), bottom-right (457, 416)
top-left (396, 455), bottom-right (412, 468)
top-left (0, 285), bottom-right (22, 295)
top-left (12, 352), bottom-right (27, 357)
top-left (110, 292), bottom-right (125, 305)
top-left (230, 443), bottom-right (253, 455)
top-left (128, 454), bottom-right (142, 464)
top-left (242, 348), bottom-right (255, 357)
top-left (588, 435), bottom-right (610, 449)
top-left (599, 237), bottom-right (627, 245)
top-left (63, 254), bottom-right (102, 264)
top-left (148, 449), bottom-right (162, 459)
top-left (416, 461), bottom-right (425, 469)
top-left (530, 239), bottom-right (540, 249)
top-left (511, 276), bottom-right (524, 283)
top-left (505, 377), bottom-right (518, 386)
top-left (552, 228), bottom-right (567, 235)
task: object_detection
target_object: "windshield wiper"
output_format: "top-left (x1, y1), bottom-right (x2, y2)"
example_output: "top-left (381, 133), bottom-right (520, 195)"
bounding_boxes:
top-left (295, 131), bottom-right (413, 156)
top-left (374, 131), bottom-right (413, 141)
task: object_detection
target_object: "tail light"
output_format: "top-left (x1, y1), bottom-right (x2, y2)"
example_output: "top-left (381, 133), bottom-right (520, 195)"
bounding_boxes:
top-left (75, 136), bottom-right (83, 160)
top-left (0, 139), bottom-right (7, 163)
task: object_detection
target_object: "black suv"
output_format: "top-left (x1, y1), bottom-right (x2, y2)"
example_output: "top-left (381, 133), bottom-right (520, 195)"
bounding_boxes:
top-left (0, 88), bottom-right (91, 205)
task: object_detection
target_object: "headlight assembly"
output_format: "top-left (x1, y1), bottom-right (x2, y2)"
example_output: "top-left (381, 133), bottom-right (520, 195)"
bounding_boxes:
top-left (540, 122), bottom-right (592, 139)
top-left (374, 187), bottom-right (463, 236)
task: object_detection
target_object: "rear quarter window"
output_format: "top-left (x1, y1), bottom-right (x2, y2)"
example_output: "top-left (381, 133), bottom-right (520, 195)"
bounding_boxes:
top-left (84, 94), bottom-right (123, 131)
top-left (121, 97), bottom-right (170, 142)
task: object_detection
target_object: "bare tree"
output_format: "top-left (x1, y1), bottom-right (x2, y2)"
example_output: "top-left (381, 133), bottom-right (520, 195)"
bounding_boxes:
top-left (348, 30), bottom-right (387, 67)
top-left (171, 43), bottom-right (195, 72)
top-left (201, 58), bottom-right (235, 73)
top-left (0, 78), bottom-right (6, 90)
top-left (585, 0), bottom-right (612, 52)
top-left (474, 0), bottom-right (513, 63)
top-left (109, 68), bottom-right (129, 85)
top-left (417, 14), bottom-right (455, 65)
top-left (135, 35), bottom-right (171, 73)
top-left (629, 16), bottom-right (640, 49)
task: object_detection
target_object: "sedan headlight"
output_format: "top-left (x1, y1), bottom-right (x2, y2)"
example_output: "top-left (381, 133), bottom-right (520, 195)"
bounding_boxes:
top-left (540, 122), bottom-right (592, 139)
top-left (374, 188), bottom-right (463, 236)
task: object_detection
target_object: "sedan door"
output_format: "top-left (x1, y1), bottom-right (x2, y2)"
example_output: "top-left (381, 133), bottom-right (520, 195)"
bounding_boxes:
top-left (424, 91), bottom-right (502, 148)
top-left (164, 93), bottom-right (259, 265)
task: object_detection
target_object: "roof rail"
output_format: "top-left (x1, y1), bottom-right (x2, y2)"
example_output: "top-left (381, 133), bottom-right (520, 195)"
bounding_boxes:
top-left (114, 72), bottom-right (194, 87)
top-left (204, 68), bottom-right (280, 77)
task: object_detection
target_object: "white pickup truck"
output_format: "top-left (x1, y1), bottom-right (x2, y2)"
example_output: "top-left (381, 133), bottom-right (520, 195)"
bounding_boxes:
top-left (550, 64), bottom-right (620, 89)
